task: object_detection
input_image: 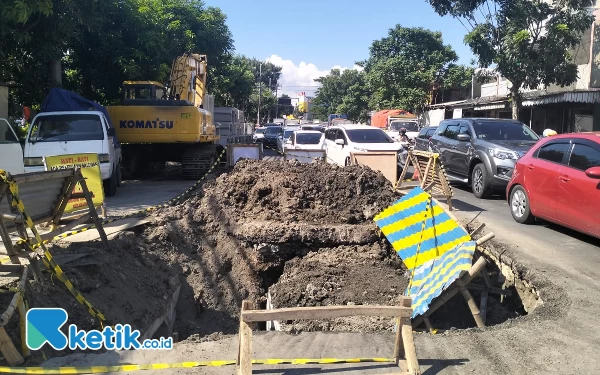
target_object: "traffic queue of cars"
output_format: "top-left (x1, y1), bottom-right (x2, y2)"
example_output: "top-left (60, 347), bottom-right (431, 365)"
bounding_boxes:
top-left (410, 118), bottom-right (600, 239)
top-left (253, 118), bottom-right (600, 240)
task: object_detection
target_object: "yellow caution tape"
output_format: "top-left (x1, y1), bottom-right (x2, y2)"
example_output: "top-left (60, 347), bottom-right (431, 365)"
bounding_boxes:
top-left (11, 148), bottom-right (226, 250)
top-left (0, 171), bottom-right (107, 327)
top-left (0, 358), bottom-right (394, 374)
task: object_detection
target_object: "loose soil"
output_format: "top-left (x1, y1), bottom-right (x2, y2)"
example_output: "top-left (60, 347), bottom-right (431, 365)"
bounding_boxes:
top-left (0, 159), bottom-right (535, 366)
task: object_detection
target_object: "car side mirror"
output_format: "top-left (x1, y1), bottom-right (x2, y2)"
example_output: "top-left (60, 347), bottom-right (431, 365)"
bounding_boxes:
top-left (457, 134), bottom-right (471, 142)
top-left (335, 139), bottom-right (345, 146)
top-left (585, 166), bottom-right (600, 179)
top-left (107, 128), bottom-right (116, 137)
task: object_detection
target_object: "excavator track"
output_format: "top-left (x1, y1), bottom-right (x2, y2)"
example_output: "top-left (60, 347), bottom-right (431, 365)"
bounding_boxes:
top-left (181, 144), bottom-right (222, 180)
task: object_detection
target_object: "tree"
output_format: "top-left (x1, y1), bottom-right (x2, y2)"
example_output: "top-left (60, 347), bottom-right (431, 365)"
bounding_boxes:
top-left (427, 0), bottom-right (595, 119)
top-left (360, 25), bottom-right (463, 113)
top-left (211, 55), bottom-right (255, 108)
top-left (1, 0), bottom-right (236, 108)
top-left (247, 88), bottom-right (276, 123)
top-left (311, 68), bottom-right (370, 122)
top-left (246, 58), bottom-right (282, 91)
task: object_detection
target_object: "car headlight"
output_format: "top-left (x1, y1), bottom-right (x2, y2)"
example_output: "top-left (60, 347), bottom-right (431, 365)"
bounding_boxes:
top-left (489, 149), bottom-right (519, 160)
top-left (99, 153), bottom-right (110, 163)
top-left (24, 157), bottom-right (44, 166)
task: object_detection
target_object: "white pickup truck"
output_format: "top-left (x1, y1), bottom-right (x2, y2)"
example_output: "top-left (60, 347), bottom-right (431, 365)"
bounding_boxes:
top-left (23, 111), bottom-right (122, 196)
top-left (0, 118), bottom-right (25, 175)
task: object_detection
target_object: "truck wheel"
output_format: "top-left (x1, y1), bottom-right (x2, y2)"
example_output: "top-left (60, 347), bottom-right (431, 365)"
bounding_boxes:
top-left (471, 163), bottom-right (492, 199)
top-left (104, 167), bottom-right (118, 197)
top-left (116, 162), bottom-right (122, 187)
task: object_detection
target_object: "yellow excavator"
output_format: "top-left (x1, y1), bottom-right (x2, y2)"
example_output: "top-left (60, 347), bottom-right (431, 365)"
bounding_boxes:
top-left (106, 53), bottom-right (223, 179)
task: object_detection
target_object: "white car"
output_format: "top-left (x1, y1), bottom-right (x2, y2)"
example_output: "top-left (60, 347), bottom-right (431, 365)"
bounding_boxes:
top-left (24, 111), bottom-right (122, 196)
top-left (324, 124), bottom-right (405, 167)
top-left (284, 130), bottom-right (324, 151)
top-left (253, 127), bottom-right (266, 143)
top-left (0, 118), bottom-right (25, 175)
top-left (277, 126), bottom-right (301, 154)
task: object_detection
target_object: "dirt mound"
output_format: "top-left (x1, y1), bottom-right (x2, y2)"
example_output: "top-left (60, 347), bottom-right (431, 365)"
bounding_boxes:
top-left (212, 159), bottom-right (398, 225)
top-left (269, 242), bottom-right (410, 333)
top-left (2, 160), bottom-right (407, 365)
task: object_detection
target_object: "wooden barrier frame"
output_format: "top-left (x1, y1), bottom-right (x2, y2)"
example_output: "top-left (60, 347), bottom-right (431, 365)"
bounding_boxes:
top-left (0, 168), bottom-right (108, 261)
top-left (396, 150), bottom-right (453, 210)
top-left (412, 232), bottom-right (496, 331)
top-left (236, 298), bottom-right (420, 375)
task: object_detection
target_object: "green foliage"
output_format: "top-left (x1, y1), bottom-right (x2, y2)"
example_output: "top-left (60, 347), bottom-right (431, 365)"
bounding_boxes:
top-left (312, 25), bottom-right (470, 119)
top-left (0, 0), bottom-right (242, 108)
top-left (428, 0), bottom-right (595, 117)
top-left (362, 25), bottom-right (462, 112)
top-left (247, 88), bottom-right (277, 124)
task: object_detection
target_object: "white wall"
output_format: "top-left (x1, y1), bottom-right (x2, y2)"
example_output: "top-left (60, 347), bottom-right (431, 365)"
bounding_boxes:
top-left (421, 109), bottom-right (446, 127)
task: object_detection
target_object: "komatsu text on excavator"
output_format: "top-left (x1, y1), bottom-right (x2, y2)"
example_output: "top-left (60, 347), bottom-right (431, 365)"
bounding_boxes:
top-left (107, 53), bottom-right (223, 179)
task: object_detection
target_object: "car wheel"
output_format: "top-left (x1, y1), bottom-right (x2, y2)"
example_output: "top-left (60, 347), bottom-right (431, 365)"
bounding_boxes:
top-left (104, 166), bottom-right (118, 197)
top-left (471, 163), bottom-right (492, 199)
top-left (510, 185), bottom-right (535, 224)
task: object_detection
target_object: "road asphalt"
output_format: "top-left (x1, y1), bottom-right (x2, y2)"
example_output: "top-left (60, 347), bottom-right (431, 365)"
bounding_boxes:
top-left (39, 159), bottom-right (600, 375)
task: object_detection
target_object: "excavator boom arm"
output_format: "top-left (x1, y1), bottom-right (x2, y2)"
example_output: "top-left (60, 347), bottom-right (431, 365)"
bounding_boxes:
top-left (167, 53), bottom-right (208, 107)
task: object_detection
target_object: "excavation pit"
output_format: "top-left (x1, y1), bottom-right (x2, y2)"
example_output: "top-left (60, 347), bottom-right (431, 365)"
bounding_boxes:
top-left (0, 160), bottom-right (542, 366)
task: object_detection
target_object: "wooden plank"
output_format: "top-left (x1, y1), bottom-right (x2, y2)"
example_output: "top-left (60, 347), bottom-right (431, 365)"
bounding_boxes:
top-left (77, 172), bottom-right (108, 247)
top-left (242, 305), bottom-right (412, 322)
top-left (476, 232), bottom-right (495, 245)
top-left (0, 326), bottom-right (23, 365)
top-left (12, 170), bottom-right (74, 184)
top-left (62, 217), bottom-right (150, 243)
top-left (401, 323), bottom-right (420, 375)
top-left (394, 297), bottom-right (412, 362)
top-left (50, 173), bottom-right (77, 227)
top-left (470, 223), bottom-right (486, 237)
top-left (237, 300), bottom-right (253, 375)
top-left (455, 279), bottom-right (485, 328)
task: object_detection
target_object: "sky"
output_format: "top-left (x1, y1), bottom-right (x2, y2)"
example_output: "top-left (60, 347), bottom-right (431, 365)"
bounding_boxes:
top-left (204, 0), bottom-right (476, 98)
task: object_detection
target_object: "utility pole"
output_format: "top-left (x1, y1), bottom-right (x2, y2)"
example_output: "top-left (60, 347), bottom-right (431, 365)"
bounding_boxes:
top-left (268, 77), bottom-right (272, 122)
top-left (257, 63), bottom-right (262, 125)
top-left (275, 84), bottom-right (280, 118)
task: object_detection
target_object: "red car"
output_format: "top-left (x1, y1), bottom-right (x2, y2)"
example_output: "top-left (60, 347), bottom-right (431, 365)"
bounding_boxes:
top-left (506, 132), bottom-right (600, 239)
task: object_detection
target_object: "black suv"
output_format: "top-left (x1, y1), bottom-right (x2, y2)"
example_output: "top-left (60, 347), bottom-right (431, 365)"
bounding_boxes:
top-left (430, 118), bottom-right (540, 198)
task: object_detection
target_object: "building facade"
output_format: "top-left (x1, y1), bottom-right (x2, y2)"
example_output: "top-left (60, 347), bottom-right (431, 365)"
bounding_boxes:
top-left (422, 5), bottom-right (600, 134)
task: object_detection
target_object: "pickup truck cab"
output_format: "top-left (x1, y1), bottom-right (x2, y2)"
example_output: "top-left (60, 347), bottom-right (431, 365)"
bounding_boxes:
top-left (0, 118), bottom-right (25, 175)
top-left (23, 111), bottom-right (122, 196)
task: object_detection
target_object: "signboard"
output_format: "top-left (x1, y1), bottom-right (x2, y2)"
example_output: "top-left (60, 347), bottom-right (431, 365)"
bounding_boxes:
top-left (44, 153), bottom-right (104, 213)
top-left (453, 108), bottom-right (463, 118)
top-left (374, 186), bottom-right (473, 318)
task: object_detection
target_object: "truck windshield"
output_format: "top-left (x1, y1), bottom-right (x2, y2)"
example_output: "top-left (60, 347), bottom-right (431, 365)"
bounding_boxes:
top-left (296, 133), bottom-right (323, 144)
top-left (29, 114), bottom-right (104, 142)
top-left (0, 119), bottom-right (19, 144)
top-left (390, 121), bottom-right (419, 132)
top-left (473, 121), bottom-right (539, 141)
top-left (345, 129), bottom-right (394, 143)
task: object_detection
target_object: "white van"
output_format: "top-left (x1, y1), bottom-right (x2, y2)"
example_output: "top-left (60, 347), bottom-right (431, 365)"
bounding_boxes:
top-left (0, 118), bottom-right (25, 175)
top-left (23, 111), bottom-right (122, 196)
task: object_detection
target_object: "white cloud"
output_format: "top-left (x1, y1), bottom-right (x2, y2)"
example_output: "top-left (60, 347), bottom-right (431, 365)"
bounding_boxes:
top-left (265, 54), bottom-right (363, 98)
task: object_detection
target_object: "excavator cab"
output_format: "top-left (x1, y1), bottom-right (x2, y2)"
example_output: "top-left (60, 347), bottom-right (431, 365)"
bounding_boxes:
top-left (121, 81), bottom-right (190, 106)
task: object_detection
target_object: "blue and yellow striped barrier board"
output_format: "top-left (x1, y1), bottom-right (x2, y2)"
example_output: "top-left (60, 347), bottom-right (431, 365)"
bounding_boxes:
top-left (374, 187), bottom-right (471, 270)
top-left (374, 186), bottom-right (475, 318)
top-left (407, 240), bottom-right (476, 317)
